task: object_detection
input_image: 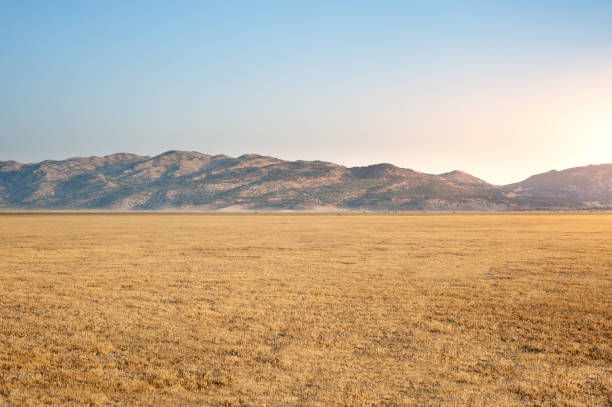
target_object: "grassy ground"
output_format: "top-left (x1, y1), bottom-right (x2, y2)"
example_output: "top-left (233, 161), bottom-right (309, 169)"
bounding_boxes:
top-left (0, 213), bottom-right (610, 406)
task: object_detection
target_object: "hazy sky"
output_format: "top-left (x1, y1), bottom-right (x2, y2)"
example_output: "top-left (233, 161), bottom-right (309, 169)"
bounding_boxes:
top-left (1, 1), bottom-right (611, 184)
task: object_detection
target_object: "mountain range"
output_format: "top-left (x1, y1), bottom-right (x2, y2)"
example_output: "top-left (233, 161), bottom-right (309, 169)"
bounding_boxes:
top-left (0, 151), bottom-right (610, 211)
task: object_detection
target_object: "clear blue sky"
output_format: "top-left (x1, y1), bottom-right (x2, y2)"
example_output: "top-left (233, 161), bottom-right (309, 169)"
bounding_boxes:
top-left (1, 1), bottom-right (611, 184)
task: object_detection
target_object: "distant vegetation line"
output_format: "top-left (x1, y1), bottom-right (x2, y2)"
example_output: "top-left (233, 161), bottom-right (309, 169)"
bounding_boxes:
top-left (0, 151), bottom-right (610, 210)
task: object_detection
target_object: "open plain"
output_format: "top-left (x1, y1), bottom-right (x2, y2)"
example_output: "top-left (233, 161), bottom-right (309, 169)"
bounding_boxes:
top-left (0, 213), bottom-right (610, 406)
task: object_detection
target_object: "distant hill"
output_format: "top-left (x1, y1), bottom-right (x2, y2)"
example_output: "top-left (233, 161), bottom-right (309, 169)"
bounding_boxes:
top-left (0, 151), bottom-right (610, 210)
top-left (503, 164), bottom-right (612, 207)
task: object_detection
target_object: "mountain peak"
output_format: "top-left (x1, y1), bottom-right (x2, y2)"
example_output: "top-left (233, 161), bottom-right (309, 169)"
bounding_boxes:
top-left (439, 170), bottom-right (488, 185)
top-left (350, 163), bottom-right (413, 179)
top-left (238, 153), bottom-right (264, 160)
top-left (503, 164), bottom-right (612, 204)
top-left (155, 150), bottom-right (210, 159)
top-left (103, 153), bottom-right (148, 160)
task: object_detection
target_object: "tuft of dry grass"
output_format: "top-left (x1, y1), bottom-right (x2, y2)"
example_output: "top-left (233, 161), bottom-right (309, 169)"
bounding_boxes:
top-left (0, 213), bottom-right (610, 406)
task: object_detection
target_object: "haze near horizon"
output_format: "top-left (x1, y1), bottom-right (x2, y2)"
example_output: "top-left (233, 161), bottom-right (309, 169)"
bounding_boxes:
top-left (1, 1), bottom-right (611, 184)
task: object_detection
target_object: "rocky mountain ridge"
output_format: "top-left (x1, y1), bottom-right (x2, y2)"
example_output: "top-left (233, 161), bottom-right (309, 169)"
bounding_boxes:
top-left (1, 151), bottom-right (610, 210)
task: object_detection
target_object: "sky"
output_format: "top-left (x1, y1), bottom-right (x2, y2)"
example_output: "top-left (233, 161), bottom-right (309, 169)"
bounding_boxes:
top-left (1, 1), bottom-right (611, 184)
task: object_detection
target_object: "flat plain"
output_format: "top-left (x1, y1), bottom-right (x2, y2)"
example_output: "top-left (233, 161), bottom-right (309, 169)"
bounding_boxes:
top-left (0, 213), bottom-right (610, 406)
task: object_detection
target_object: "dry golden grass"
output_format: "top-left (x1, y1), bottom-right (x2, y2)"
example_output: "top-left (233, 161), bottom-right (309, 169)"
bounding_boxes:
top-left (0, 213), bottom-right (610, 406)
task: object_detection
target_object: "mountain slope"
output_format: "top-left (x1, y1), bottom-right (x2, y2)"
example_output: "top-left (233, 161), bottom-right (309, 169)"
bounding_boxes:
top-left (0, 152), bottom-right (609, 210)
top-left (503, 164), bottom-right (612, 208)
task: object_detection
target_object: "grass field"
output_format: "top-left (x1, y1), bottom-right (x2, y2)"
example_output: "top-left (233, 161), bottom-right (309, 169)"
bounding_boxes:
top-left (0, 213), bottom-right (610, 406)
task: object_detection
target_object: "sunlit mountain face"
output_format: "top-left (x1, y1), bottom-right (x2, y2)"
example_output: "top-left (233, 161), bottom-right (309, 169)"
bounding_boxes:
top-left (1, 152), bottom-right (610, 211)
